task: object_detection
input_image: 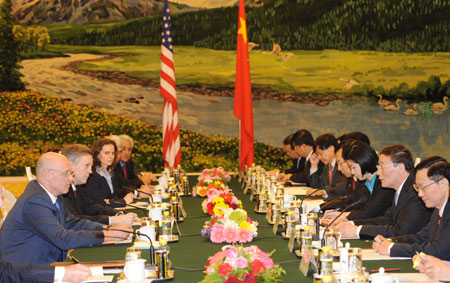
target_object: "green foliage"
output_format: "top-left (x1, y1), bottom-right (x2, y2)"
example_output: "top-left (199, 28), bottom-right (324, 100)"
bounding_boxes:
top-left (47, 0), bottom-right (450, 52)
top-left (356, 75), bottom-right (450, 103)
top-left (0, 0), bottom-right (24, 91)
top-left (0, 91), bottom-right (289, 176)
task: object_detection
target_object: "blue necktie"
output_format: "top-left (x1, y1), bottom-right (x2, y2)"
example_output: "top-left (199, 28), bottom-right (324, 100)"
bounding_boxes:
top-left (394, 193), bottom-right (399, 206)
top-left (54, 201), bottom-right (64, 262)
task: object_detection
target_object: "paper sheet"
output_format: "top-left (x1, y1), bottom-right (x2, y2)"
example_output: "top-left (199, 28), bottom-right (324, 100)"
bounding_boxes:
top-left (362, 248), bottom-right (411, 260)
top-left (284, 187), bottom-right (310, 196)
top-left (302, 199), bottom-right (324, 213)
top-left (390, 273), bottom-right (439, 282)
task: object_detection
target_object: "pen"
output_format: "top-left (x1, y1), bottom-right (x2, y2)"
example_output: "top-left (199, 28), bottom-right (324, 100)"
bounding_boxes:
top-left (67, 253), bottom-right (80, 263)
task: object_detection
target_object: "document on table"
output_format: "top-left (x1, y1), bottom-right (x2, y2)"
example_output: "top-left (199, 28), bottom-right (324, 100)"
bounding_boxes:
top-left (302, 199), bottom-right (324, 213)
top-left (284, 186), bottom-right (310, 196)
top-left (63, 267), bottom-right (114, 282)
top-left (362, 248), bottom-right (410, 260)
top-left (390, 273), bottom-right (439, 282)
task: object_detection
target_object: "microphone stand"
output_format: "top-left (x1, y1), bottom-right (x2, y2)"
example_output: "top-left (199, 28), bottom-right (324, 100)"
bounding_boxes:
top-left (136, 189), bottom-right (154, 203)
top-left (319, 195), bottom-right (348, 212)
top-left (107, 228), bottom-right (155, 265)
top-left (320, 197), bottom-right (367, 247)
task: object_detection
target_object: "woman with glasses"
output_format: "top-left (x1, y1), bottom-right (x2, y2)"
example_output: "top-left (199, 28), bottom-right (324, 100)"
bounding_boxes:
top-left (78, 138), bottom-right (134, 208)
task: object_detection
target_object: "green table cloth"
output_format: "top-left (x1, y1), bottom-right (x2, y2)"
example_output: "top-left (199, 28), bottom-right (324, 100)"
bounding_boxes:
top-left (72, 177), bottom-right (418, 282)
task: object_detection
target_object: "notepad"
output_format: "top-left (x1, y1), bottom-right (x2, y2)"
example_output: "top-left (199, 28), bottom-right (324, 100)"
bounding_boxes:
top-left (362, 248), bottom-right (410, 260)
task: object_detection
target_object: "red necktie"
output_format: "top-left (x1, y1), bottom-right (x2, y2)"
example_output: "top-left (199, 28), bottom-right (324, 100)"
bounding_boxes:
top-left (122, 164), bottom-right (128, 179)
top-left (328, 165), bottom-right (333, 185)
top-left (437, 215), bottom-right (442, 226)
top-left (73, 190), bottom-right (77, 198)
top-left (352, 180), bottom-right (356, 191)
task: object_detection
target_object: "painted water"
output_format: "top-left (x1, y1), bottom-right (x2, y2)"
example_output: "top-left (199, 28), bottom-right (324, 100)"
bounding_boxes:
top-left (22, 54), bottom-right (450, 159)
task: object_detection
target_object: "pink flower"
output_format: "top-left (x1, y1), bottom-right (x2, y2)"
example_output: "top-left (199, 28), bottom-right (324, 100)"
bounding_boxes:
top-left (238, 228), bottom-right (253, 243)
top-left (223, 227), bottom-right (238, 243)
top-left (235, 256), bottom-right (248, 269)
top-left (211, 229), bottom-right (224, 243)
top-left (222, 245), bottom-right (238, 257)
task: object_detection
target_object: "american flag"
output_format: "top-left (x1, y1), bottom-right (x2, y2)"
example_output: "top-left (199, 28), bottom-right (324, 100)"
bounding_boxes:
top-left (160, 0), bottom-right (180, 169)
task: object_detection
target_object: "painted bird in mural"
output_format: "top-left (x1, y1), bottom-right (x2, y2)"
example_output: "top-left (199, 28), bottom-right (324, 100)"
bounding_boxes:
top-left (403, 104), bottom-right (419, 116)
top-left (248, 42), bottom-right (260, 52)
top-left (339, 78), bottom-right (359, 90)
top-left (271, 42), bottom-right (282, 56)
top-left (384, 98), bottom-right (402, 111)
top-left (282, 52), bottom-right (296, 62)
top-left (430, 96), bottom-right (449, 115)
top-left (377, 94), bottom-right (391, 106)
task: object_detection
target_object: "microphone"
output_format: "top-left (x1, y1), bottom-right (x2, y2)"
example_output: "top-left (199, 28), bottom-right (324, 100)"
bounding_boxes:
top-left (136, 189), bottom-right (154, 203)
top-left (299, 185), bottom-right (330, 213)
top-left (319, 195), bottom-right (348, 211)
top-left (126, 203), bottom-right (148, 213)
top-left (320, 196), bottom-right (368, 247)
top-left (107, 228), bottom-right (155, 265)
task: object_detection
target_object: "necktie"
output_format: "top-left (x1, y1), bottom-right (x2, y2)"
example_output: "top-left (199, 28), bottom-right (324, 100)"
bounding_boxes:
top-left (54, 201), bottom-right (64, 262)
top-left (437, 215), bottom-right (442, 226)
top-left (122, 164), bottom-right (128, 179)
top-left (328, 165), bottom-right (333, 185)
top-left (394, 193), bottom-right (399, 206)
top-left (73, 189), bottom-right (77, 198)
top-left (352, 180), bottom-right (356, 191)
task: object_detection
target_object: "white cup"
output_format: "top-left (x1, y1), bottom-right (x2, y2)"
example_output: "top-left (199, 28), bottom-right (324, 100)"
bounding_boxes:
top-left (124, 259), bottom-right (146, 282)
top-left (283, 194), bottom-right (296, 209)
top-left (158, 177), bottom-right (168, 187)
top-left (136, 225), bottom-right (155, 243)
top-left (153, 194), bottom-right (163, 203)
top-left (369, 267), bottom-right (399, 283)
top-left (149, 208), bottom-right (162, 222)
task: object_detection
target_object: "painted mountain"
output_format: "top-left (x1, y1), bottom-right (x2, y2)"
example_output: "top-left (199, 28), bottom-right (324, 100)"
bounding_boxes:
top-left (10, 0), bottom-right (195, 25)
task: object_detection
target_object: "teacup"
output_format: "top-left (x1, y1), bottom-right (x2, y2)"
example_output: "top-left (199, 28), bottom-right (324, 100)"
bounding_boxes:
top-left (124, 259), bottom-right (146, 282)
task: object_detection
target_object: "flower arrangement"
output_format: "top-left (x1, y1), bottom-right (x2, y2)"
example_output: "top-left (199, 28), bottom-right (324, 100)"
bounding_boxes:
top-left (0, 91), bottom-right (288, 176)
top-left (202, 208), bottom-right (258, 244)
top-left (195, 179), bottom-right (230, 198)
top-left (202, 189), bottom-right (242, 215)
top-left (198, 167), bottom-right (232, 183)
top-left (200, 245), bottom-right (285, 283)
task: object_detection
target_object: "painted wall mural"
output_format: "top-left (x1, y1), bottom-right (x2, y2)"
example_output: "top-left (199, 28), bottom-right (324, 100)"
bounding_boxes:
top-left (3, 0), bottom-right (450, 160)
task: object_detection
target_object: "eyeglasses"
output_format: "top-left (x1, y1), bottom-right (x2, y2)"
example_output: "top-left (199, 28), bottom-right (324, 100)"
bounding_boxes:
top-left (376, 163), bottom-right (397, 170)
top-left (413, 179), bottom-right (442, 192)
top-left (49, 169), bottom-right (74, 178)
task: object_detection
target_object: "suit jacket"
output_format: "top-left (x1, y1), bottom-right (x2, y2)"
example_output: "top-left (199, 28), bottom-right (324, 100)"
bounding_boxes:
top-left (355, 174), bottom-right (432, 239)
top-left (347, 176), bottom-right (395, 221)
top-left (309, 163), bottom-right (347, 198)
top-left (0, 260), bottom-right (54, 283)
top-left (0, 180), bottom-right (104, 265)
top-left (321, 179), bottom-right (370, 211)
top-left (284, 158), bottom-right (303, 174)
top-left (290, 159), bottom-right (324, 186)
top-left (390, 200), bottom-right (450, 260)
top-left (78, 170), bottom-right (126, 208)
top-left (112, 159), bottom-right (143, 198)
top-left (62, 186), bottom-right (114, 225)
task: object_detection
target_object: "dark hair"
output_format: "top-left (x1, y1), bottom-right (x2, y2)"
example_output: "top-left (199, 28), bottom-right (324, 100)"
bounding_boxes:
top-left (92, 138), bottom-right (118, 171)
top-left (415, 156), bottom-right (450, 183)
top-left (348, 141), bottom-right (378, 175)
top-left (314, 134), bottom-right (337, 151)
top-left (61, 144), bottom-right (93, 164)
top-left (338, 132), bottom-right (371, 145)
top-left (283, 134), bottom-right (294, 146)
top-left (338, 140), bottom-right (358, 160)
top-left (380, 144), bottom-right (414, 172)
top-left (292, 129), bottom-right (314, 147)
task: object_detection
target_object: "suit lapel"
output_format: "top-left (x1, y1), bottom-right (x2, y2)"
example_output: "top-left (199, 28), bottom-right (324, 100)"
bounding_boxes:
top-left (393, 174), bottom-right (414, 218)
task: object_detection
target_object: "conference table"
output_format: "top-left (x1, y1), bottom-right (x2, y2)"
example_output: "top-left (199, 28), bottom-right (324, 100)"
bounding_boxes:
top-left (71, 176), bottom-right (419, 282)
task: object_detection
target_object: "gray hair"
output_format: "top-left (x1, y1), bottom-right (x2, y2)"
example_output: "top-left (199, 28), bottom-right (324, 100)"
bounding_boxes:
top-left (119, 135), bottom-right (134, 148)
top-left (61, 144), bottom-right (93, 164)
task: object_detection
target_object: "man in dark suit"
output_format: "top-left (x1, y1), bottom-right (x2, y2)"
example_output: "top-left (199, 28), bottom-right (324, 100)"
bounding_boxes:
top-left (279, 129), bottom-right (323, 186)
top-left (61, 144), bottom-right (138, 225)
top-left (0, 152), bottom-right (131, 265)
top-left (336, 145), bottom-right (432, 239)
top-left (308, 134), bottom-right (347, 198)
top-left (0, 182), bottom-right (92, 282)
top-left (282, 133), bottom-right (302, 174)
top-left (374, 156), bottom-right (450, 260)
top-left (110, 135), bottom-right (154, 198)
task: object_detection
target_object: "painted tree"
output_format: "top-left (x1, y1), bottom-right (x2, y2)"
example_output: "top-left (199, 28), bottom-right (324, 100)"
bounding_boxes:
top-left (0, 0), bottom-right (24, 91)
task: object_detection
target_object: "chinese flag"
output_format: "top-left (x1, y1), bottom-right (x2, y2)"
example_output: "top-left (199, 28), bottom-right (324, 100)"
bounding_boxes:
top-left (233, 0), bottom-right (254, 172)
